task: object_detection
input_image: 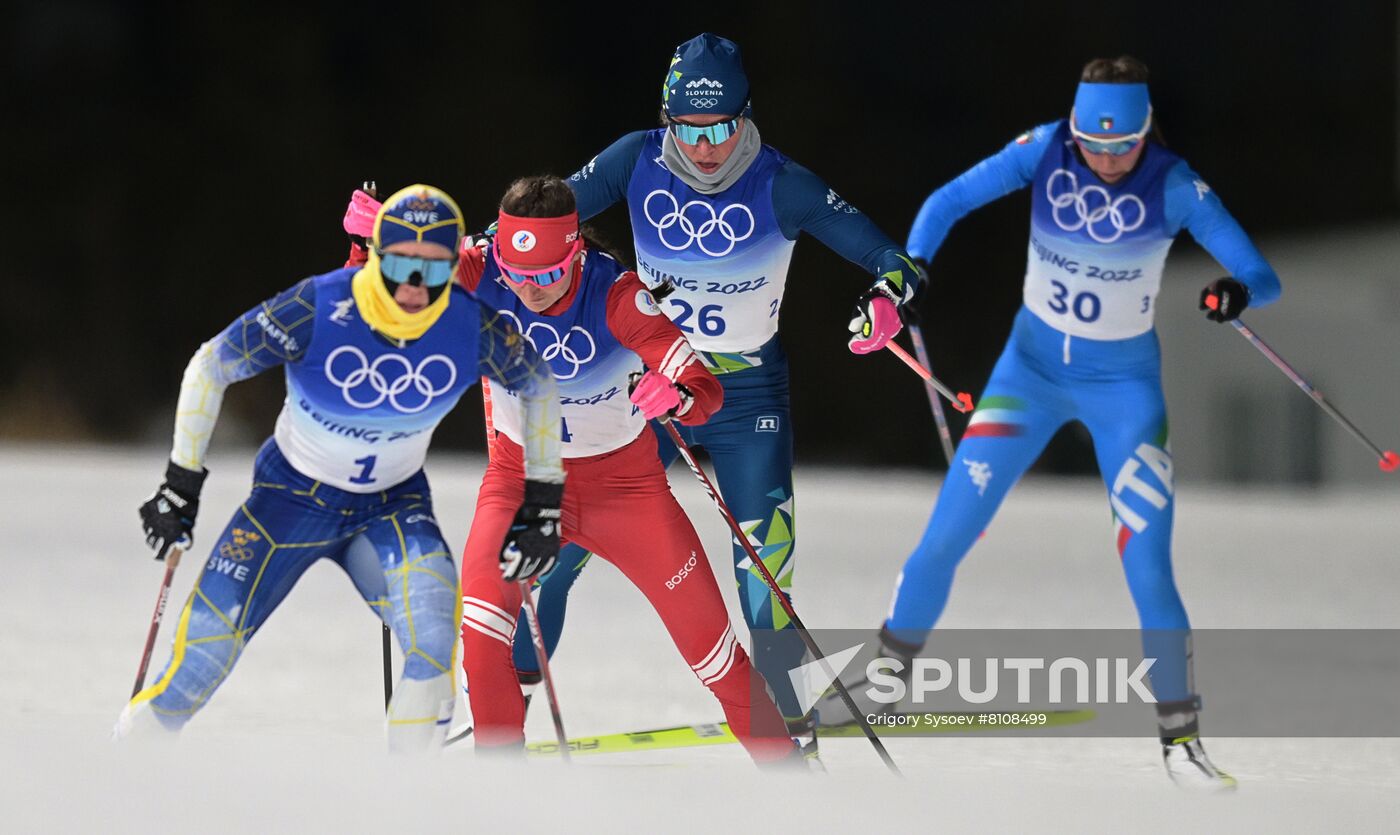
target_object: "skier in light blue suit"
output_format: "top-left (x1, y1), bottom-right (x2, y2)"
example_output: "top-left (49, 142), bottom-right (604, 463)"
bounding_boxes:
top-left (880, 56), bottom-right (1280, 790)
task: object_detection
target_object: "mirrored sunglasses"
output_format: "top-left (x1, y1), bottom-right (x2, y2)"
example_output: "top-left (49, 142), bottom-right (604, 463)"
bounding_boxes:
top-left (491, 240), bottom-right (580, 288)
top-left (667, 115), bottom-right (742, 146)
top-left (376, 250), bottom-right (457, 287)
top-left (1069, 107), bottom-right (1153, 156)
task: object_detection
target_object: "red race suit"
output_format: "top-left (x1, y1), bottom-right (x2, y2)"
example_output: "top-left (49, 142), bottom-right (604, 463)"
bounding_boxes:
top-left (458, 239), bottom-right (794, 764)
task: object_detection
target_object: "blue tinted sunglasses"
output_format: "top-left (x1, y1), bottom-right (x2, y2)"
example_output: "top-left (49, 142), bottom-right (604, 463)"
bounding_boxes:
top-left (377, 249), bottom-right (457, 287)
top-left (667, 115), bottom-right (743, 146)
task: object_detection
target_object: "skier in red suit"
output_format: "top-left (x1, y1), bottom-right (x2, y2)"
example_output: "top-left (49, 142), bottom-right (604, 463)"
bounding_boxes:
top-left (448, 176), bottom-right (797, 765)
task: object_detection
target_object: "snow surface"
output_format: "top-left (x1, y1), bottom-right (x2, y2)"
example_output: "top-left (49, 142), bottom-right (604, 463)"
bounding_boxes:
top-left (2, 443), bottom-right (1398, 833)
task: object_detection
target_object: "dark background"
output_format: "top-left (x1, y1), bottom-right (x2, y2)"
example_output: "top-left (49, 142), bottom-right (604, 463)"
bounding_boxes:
top-left (4, 1), bottom-right (1396, 470)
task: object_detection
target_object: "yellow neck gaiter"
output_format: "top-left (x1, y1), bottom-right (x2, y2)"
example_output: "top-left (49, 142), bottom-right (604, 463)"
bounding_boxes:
top-left (351, 249), bottom-right (452, 342)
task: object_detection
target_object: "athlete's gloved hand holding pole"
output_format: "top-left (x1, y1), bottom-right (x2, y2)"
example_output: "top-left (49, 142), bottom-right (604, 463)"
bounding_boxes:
top-left (138, 460), bottom-right (207, 560)
top-left (861, 260), bottom-right (975, 414)
top-left (846, 261), bottom-right (922, 354)
top-left (628, 369), bottom-right (694, 420)
top-left (130, 460), bottom-right (206, 700)
top-left (499, 481), bottom-right (564, 581)
top-left (1199, 277), bottom-right (1248, 322)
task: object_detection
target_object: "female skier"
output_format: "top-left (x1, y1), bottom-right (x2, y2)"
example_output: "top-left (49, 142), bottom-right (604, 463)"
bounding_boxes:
top-left (875, 56), bottom-right (1280, 790)
top-left (120, 185), bottom-right (562, 750)
top-left (449, 176), bottom-right (799, 766)
top-left (520, 33), bottom-right (925, 752)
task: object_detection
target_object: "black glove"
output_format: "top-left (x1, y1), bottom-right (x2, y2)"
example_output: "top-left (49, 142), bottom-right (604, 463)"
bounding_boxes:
top-left (139, 460), bottom-right (208, 560)
top-left (500, 479), bottom-right (564, 581)
top-left (1200, 277), bottom-right (1249, 322)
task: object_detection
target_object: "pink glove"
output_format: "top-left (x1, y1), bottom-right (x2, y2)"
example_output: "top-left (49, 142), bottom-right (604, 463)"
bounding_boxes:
top-left (847, 292), bottom-right (903, 354)
top-left (343, 189), bottom-right (382, 238)
top-left (628, 370), bottom-right (688, 420)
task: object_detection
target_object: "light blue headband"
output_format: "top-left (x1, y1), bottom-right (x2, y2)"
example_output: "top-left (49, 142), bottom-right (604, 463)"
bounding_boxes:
top-left (1072, 82), bottom-right (1150, 134)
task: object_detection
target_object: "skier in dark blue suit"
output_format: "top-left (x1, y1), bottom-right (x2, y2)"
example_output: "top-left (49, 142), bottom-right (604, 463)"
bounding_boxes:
top-left (515, 34), bottom-right (926, 759)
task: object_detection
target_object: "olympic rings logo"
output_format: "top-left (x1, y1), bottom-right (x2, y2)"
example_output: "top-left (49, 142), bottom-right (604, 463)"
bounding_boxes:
top-left (643, 189), bottom-right (755, 257)
top-left (219, 542), bottom-right (256, 562)
top-left (689, 98), bottom-right (718, 109)
top-left (1045, 169), bottom-right (1146, 243)
top-left (499, 311), bottom-right (597, 380)
top-left (324, 345), bottom-right (458, 414)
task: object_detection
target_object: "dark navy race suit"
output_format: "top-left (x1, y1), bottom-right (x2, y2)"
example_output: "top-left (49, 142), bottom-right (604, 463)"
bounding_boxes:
top-left (887, 120), bottom-right (1281, 705)
top-left (516, 127), bottom-right (918, 721)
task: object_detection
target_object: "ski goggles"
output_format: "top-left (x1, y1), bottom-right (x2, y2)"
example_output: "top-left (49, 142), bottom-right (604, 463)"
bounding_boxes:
top-left (1069, 106), bottom-right (1153, 156)
top-left (492, 239), bottom-right (581, 288)
top-left (376, 249), bottom-right (457, 287)
top-left (667, 115), bottom-right (743, 146)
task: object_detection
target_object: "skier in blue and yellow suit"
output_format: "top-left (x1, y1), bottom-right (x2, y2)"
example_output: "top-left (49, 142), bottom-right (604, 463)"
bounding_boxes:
top-left (116, 185), bottom-right (564, 751)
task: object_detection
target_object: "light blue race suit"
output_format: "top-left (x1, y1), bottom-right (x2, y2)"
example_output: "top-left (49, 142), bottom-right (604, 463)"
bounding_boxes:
top-left (887, 120), bottom-right (1281, 710)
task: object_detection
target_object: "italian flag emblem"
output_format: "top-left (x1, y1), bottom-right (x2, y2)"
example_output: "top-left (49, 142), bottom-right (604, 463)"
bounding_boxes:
top-left (962, 396), bottom-right (1025, 438)
top-left (1099, 116), bottom-right (1114, 130)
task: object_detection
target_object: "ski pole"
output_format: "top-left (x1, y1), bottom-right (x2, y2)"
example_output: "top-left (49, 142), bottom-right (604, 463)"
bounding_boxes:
top-left (908, 323), bottom-right (958, 465)
top-left (130, 546), bottom-right (184, 699)
top-left (359, 177), bottom-right (392, 713)
top-left (468, 377), bottom-right (572, 758)
top-left (885, 340), bottom-right (974, 414)
top-left (444, 380), bottom-right (508, 747)
top-left (381, 623), bottom-right (393, 710)
top-left (519, 581), bottom-right (571, 762)
top-left (658, 418), bottom-right (903, 777)
top-left (1204, 296), bottom-right (1397, 472)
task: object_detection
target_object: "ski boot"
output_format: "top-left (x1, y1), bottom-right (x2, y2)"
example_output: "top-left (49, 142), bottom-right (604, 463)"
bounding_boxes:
top-left (1163, 735), bottom-right (1237, 791)
top-left (445, 674), bottom-right (538, 748)
top-left (815, 625), bottom-right (920, 726)
top-left (786, 712), bottom-right (825, 772)
top-left (1157, 698), bottom-right (1236, 791)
